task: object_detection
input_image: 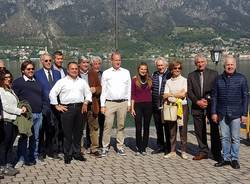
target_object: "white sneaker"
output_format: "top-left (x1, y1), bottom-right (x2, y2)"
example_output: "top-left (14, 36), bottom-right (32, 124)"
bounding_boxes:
top-left (15, 161), bottom-right (24, 169)
top-left (36, 159), bottom-right (46, 166)
top-left (181, 152), bottom-right (188, 160)
top-left (164, 152), bottom-right (176, 159)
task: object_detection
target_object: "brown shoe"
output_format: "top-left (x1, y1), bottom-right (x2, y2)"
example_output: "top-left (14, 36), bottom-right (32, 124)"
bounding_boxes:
top-left (90, 151), bottom-right (102, 158)
top-left (193, 154), bottom-right (208, 160)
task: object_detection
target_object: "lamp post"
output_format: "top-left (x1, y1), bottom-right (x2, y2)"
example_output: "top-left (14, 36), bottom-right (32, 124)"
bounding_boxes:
top-left (210, 44), bottom-right (223, 65)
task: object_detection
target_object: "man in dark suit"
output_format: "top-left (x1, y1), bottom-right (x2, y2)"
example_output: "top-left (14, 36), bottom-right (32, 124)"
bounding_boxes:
top-left (187, 53), bottom-right (221, 161)
top-left (35, 53), bottom-right (61, 161)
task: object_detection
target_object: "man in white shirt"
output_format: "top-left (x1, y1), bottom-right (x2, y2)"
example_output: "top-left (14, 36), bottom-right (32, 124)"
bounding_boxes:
top-left (100, 51), bottom-right (131, 156)
top-left (49, 62), bottom-right (92, 164)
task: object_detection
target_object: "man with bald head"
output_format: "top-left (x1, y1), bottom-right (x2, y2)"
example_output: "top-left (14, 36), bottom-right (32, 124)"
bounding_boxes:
top-left (211, 55), bottom-right (248, 169)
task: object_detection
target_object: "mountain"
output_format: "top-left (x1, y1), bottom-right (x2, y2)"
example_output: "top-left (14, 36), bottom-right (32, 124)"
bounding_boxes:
top-left (0, 0), bottom-right (250, 51)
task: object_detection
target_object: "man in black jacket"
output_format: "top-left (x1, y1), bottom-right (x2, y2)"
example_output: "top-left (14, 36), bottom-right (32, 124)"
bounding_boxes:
top-left (151, 57), bottom-right (171, 155)
top-left (188, 54), bottom-right (221, 161)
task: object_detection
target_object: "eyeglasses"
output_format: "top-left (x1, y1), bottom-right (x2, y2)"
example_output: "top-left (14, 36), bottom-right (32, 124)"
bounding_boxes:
top-left (173, 67), bottom-right (181, 70)
top-left (44, 59), bottom-right (52, 63)
top-left (26, 68), bottom-right (34, 71)
top-left (4, 76), bottom-right (11, 79)
top-left (0, 67), bottom-right (6, 70)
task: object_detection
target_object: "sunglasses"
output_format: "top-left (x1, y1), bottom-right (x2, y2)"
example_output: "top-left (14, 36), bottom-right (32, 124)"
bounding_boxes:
top-left (26, 68), bottom-right (34, 71)
top-left (44, 59), bottom-right (52, 63)
top-left (4, 76), bottom-right (11, 79)
top-left (173, 67), bottom-right (181, 70)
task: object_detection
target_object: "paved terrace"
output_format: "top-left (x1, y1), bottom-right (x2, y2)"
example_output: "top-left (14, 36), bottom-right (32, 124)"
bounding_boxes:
top-left (1, 125), bottom-right (250, 184)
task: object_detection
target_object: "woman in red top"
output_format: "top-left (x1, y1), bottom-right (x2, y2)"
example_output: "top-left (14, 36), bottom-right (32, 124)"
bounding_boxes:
top-left (131, 62), bottom-right (152, 155)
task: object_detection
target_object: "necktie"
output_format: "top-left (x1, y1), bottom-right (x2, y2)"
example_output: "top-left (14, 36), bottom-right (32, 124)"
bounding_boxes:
top-left (200, 72), bottom-right (204, 97)
top-left (48, 70), bottom-right (53, 85)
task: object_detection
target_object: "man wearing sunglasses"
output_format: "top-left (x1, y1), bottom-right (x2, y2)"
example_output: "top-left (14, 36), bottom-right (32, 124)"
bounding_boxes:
top-left (12, 60), bottom-right (43, 167)
top-left (35, 53), bottom-right (61, 162)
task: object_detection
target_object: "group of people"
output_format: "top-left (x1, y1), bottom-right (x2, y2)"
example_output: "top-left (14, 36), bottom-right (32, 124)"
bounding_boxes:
top-left (0, 50), bottom-right (248, 179)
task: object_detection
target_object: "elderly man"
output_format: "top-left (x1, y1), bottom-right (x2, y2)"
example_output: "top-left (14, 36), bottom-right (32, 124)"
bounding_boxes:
top-left (35, 53), bottom-right (61, 161)
top-left (187, 54), bottom-right (221, 161)
top-left (78, 56), bottom-right (102, 157)
top-left (211, 55), bottom-right (248, 169)
top-left (91, 56), bottom-right (104, 147)
top-left (49, 62), bottom-right (92, 164)
top-left (151, 57), bottom-right (171, 155)
top-left (100, 51), bottom-right (131, 157)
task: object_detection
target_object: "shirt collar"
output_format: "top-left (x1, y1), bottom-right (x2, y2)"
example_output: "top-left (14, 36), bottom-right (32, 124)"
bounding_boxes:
top-left (111, 67), bottom-right (121, 71)
top-left (171, 75), bottom-right (182, 81)
top-left (23, 75), bottom-right (35, 81)
top-left (80, 69), bottom-right (88, 75)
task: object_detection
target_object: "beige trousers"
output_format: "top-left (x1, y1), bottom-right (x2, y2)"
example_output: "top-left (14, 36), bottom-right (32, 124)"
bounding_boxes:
top-left (102, 101), bottom-right (127, 149)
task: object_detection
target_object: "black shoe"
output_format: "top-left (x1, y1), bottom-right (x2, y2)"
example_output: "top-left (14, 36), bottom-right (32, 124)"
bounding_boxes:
top-left (231, 160), bottom-right (240, 169)
top-left (24, 161), bottom-right (36, 166)
top-left (73, 154), bottom-right (87, 161)
top-left (64, 156), bottom-right (72, 164)
top-left (0, 174), bottom-right (4, 179)
top-left (214, 160), bottom-right (231, 167)
top-left (213, 155), bottom-right (223, 162)
top-left (151, 148), bottom-right (164, 154)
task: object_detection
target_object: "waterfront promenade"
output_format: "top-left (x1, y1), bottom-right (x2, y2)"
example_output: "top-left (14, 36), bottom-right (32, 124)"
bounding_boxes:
top-left (1, 125), bottom-right (250, 184)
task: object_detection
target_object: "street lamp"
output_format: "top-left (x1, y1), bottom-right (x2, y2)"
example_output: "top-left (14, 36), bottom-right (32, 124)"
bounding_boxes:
top-left (210, 44), bottom-right (223, 65)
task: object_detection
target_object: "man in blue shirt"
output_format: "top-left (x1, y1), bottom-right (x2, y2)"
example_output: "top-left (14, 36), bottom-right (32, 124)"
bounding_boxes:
top-left (211, 55), bottom-right (249, 169)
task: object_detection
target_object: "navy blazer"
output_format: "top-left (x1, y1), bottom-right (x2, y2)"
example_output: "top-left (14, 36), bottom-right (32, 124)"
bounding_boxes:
top-left (35, 68), bottom-right (61, 114)
top-left (53, 65), bottom-right (67, 77)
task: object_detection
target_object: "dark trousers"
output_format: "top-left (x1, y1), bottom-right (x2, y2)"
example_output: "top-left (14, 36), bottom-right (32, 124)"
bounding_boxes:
top-left (61, 105), bottom-right (83, 157)
top-left (39, 111), bottom-right (58, 157)
top-left (17, 134), bottom-right (29, 163)
top-left (53, 110), bottom-right (64, 153)
top-left (153, 109), bottom-right (171, 153)
top-left (85, 122), bottom-right (91, 149)
top-left (168, 105), bottom-right (188, 152)
top-left (0, 121), bottom-right (17, 166)
top-left (193, 114), bottom-right (221, 158)
top-left (98, 113), bottom-right (105, 148)
top-left (134, 102), bottom-right (152, 152)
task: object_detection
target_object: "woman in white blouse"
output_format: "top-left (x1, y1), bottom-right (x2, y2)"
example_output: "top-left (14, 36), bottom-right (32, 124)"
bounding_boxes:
top-left (163, 60), bottom-right (189, 159)
top-left (0, 70), bottom-right (26, 176)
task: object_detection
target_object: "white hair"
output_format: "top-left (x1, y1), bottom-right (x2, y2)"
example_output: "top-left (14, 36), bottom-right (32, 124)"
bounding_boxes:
top-left (91, 56), bottom-right (102, 65)
top-left (154, 56), bottom-right (168, 66)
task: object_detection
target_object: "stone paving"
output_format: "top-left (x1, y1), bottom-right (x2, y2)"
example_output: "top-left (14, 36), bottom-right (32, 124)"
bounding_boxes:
top-left (1, 125), bottom-right (250, 184)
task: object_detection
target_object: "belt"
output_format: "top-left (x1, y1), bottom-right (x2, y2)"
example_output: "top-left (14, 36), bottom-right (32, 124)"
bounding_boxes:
top-left (106, 99), bottom-right (128, 103)
top-left (62, 103), bottom-right (83, 108)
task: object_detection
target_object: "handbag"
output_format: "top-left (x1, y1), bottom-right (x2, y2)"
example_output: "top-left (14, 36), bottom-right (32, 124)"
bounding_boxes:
top-left (163, 102), bottom-right (178, 121)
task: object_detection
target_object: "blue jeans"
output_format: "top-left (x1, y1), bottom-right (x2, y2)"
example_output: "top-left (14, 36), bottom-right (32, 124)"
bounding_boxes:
top-left (219, 117), bottom-right (241, 161)
top-left (29, 113), bottom-right (43, 160)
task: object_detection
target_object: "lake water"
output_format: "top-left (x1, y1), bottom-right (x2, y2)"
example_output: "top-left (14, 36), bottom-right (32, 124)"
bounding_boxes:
top-left (4, 58), bottom-right (250, 127)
